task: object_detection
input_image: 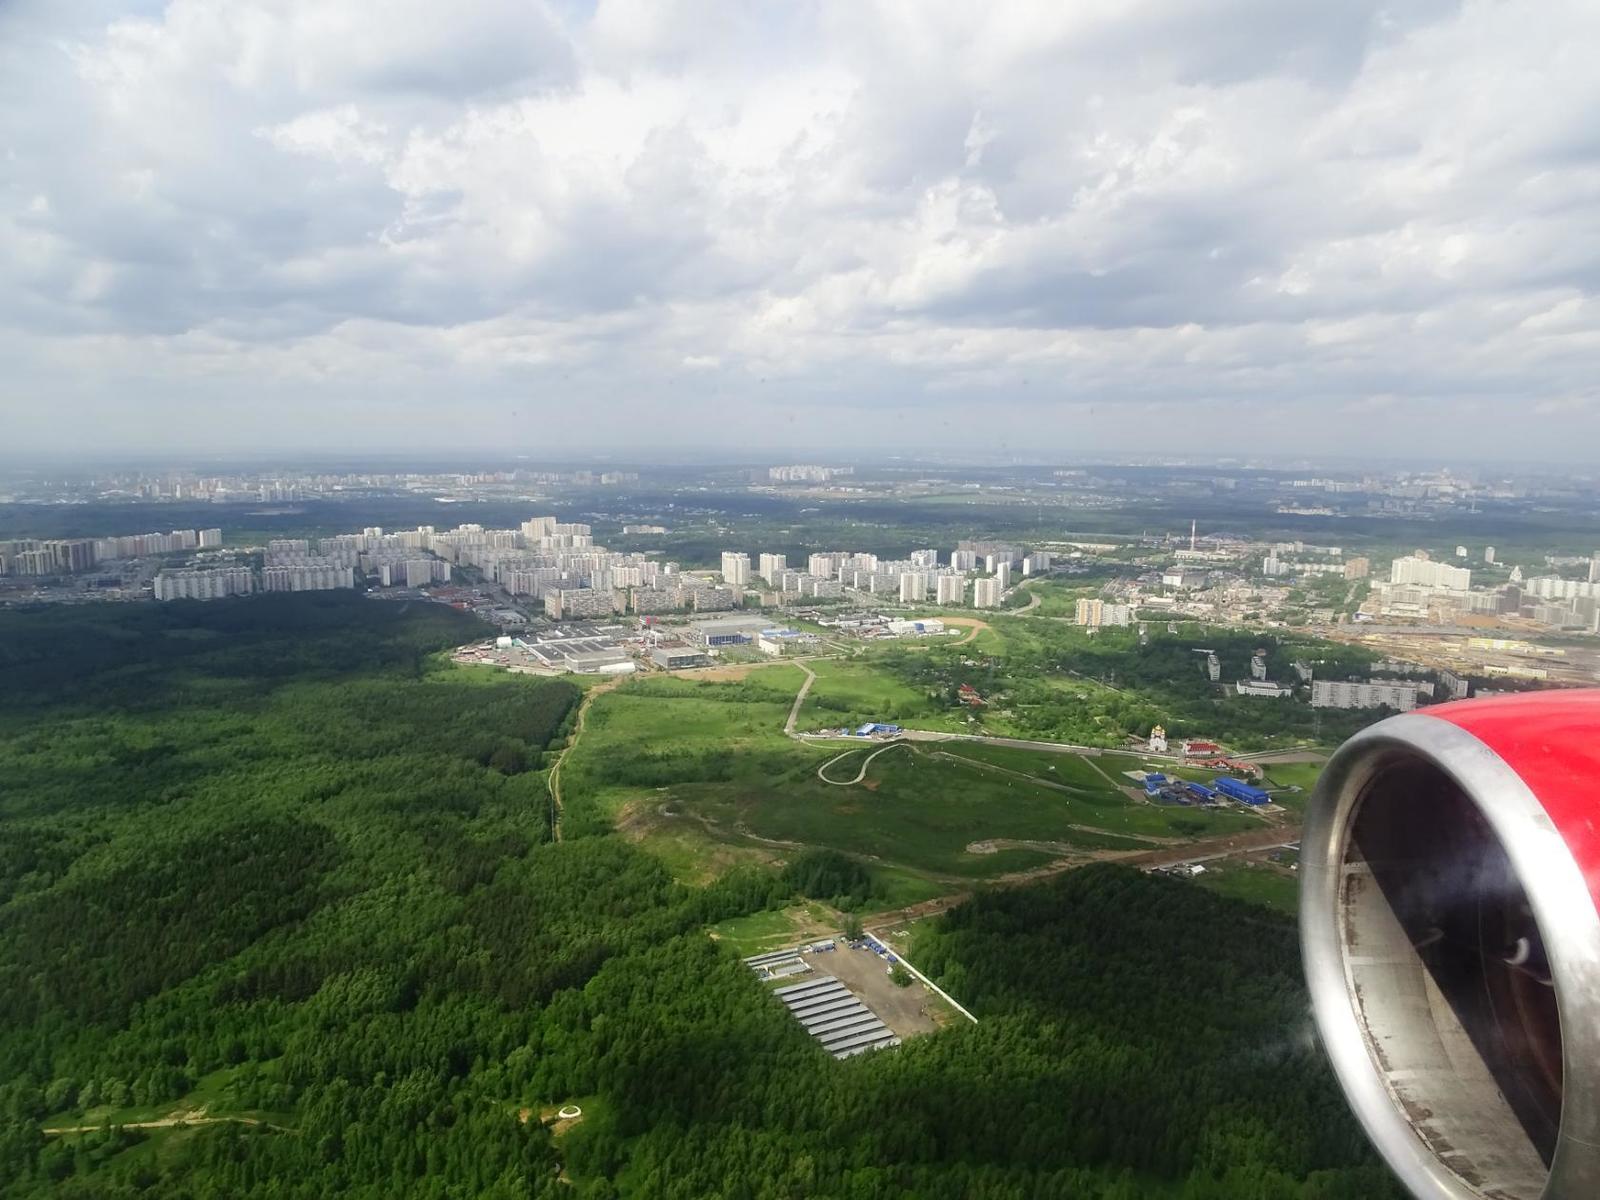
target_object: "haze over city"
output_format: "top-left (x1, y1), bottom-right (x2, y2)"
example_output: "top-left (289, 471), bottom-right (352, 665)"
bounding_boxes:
top-left (4, 0), bottom-right (1600, 460)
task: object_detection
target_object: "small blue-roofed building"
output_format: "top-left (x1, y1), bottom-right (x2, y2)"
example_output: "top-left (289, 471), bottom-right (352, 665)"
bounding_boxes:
top-left (1214, 776), bottom-right (1270, 805)
top-left (1143, 772), bottom-right (1168, 794)
top-left (1185, 781), bottom-right (1218, 803)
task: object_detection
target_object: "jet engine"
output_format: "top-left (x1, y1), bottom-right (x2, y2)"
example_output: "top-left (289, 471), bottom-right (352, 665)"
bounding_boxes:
top-left (1301, 691), bottom-right (1600, 1200)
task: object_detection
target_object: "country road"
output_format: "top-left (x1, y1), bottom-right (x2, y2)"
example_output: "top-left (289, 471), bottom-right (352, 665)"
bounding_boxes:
top-left (44, 1112), bottom-right (295, 1136)
top-left (784, 662), bottom-right (817, 735)
top-left (548, 676), bottom-right (625, 841)
top-left (864, 823), bottom-right (1304, 933)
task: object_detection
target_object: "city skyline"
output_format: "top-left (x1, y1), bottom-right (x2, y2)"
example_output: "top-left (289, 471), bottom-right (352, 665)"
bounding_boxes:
top-left (4, 2), bottom-right (1600, 459)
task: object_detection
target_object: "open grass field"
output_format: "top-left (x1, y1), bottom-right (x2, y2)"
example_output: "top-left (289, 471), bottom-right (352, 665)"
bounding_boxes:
top-left (1015, 579), bottom-right (1101, 618)
top-left (796, 657), bottom-right (971, 733)
top-left (1190, 862), bottom-right (1300, 915)
top-left (708, 902), bottom-right (841, 957)
top-left (932, 743), bottom-right (1263, 838)
top-left (561, 657), bottom-right (1307, 907)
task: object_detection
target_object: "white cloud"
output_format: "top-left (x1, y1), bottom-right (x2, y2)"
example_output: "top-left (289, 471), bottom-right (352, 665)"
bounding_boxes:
top-left (2, 0), bottom-right (1599, 458)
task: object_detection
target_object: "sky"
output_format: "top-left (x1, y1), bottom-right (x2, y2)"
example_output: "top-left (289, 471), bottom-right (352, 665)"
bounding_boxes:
top-left (3, 0), bottom-right (1600, 461)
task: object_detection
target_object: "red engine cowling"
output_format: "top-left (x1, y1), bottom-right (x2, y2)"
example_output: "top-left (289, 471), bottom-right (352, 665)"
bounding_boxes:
top-left (1301, 691), bottom-right (1600, 1200)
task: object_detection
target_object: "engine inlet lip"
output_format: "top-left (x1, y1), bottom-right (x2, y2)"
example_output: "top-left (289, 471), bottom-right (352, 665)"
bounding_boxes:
top-left (1301, 712), bottom-right (1600, 1200)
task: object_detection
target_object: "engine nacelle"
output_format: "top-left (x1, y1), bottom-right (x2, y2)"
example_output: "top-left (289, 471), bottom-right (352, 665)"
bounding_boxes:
top-left (1301, 691), bottom-right (1600, 1200)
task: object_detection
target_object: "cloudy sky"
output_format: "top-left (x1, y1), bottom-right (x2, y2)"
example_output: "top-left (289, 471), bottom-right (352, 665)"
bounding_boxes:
top-left (3, 1), bottom-right (1598, 461)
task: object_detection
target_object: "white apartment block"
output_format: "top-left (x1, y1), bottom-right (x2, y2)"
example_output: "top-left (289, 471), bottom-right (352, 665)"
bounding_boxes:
top-left (899, 572), bottom-right (930, 603)
top-left (808, 552), bottom-right (844, 579)
top-left (1389, 555), bottom-right (1470, 591)
top-left (973, 578), bottom-right (1001, 608)
top-left (936, 575), bottom-right (965, 605)
top-left (721, 552), bottom-right (752, 587)
top-left (544, 588), bottom-right (618, 619)
top-left (1074, 598), bottom-right (1133, 627)
top-left (153, 567), bottom-right (255, 601)
top-left (1311, 680), bottom-right (1420, 711)
top-left (262, 564), bottom-right (355, 592)
top-left (758, 553), bottom-right (786, 581)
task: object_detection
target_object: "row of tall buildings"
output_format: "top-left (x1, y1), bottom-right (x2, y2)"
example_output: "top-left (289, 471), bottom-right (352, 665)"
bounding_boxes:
top-left (716, 545), bottom-right (1049, 609)
top-left (1360, 550), bottom-right (1600, 629)
top-left (0, 528), bottom-right (222, 576)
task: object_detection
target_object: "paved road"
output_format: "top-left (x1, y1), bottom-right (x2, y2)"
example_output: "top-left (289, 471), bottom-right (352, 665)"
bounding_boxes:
top-left (897, 728), bottom-right (1111, 757)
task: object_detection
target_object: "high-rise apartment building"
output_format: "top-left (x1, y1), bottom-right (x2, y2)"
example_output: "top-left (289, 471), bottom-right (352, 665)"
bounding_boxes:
top-left (720, 552), bottom-right (752, 587)
top-left (544, 588), bottom-right (618, 619)
top-left (973, 578), bottom-right (1001, 608)
top-left (153, 567), bottom-right (255, 601)
top-left (1389, 555), bottom-right (1470, 591)
top-left (262, 564), bottom-right (355, 592)
top-left (898, 572), bottom-right (929, 603)
top-left (1074, 598), bottom-right (1132, 627)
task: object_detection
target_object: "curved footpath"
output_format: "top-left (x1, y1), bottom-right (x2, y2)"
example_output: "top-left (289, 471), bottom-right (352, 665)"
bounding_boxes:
top-left (816, 740), bottom-right (908, 785)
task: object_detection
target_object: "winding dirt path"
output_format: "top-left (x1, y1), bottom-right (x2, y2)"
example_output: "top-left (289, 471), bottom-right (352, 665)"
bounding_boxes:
top-left (548, 676), bottom-right (626, 841)
top-left (817, 740), bottom-right (909, 785)
top-left (784, 662), bottom-right (818, 735)
top-left (44, 1111), bottom-right (295, 1136)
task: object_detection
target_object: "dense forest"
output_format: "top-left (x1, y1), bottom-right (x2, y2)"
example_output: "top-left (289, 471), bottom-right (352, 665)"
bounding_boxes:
top-left (0, 595), bottom-right (1398, 1197)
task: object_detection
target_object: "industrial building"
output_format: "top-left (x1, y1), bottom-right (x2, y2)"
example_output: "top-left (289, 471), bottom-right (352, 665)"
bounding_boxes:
top-left (1213, 777), bottom-right (1270, 805)
top-left (1162, 568), bottom-right (1208, 590)
top-left (884, 618), bottom-right (945, 637)
top-left (652, 646), bottom-right (710, 670)
top-left (686, 613), bottom-right (772, 645)
top-left (766, 977), bottom-right (900, 1060)
top-left (758, 628), bottom-right (819, 656)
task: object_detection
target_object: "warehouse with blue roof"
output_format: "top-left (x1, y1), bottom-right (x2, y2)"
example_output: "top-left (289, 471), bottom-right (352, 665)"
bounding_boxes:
top-left (1213, 776), bottom-right (1270, 805)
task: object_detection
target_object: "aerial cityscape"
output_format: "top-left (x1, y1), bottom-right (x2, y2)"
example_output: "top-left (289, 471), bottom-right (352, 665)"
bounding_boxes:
top-left (5, 448), bottom-right (1600, 1196)
top-left (5, 1), bottom-right (1600, 1198)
